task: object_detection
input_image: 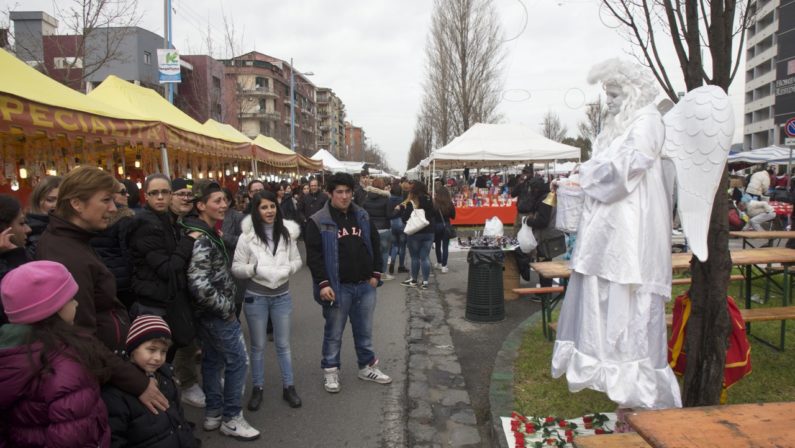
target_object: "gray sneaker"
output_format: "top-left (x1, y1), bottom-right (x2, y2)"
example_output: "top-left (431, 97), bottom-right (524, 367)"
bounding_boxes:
top-left (358, 360), bottom-right (392, 384)
top-left (323, 367), bottom-right (341, 393)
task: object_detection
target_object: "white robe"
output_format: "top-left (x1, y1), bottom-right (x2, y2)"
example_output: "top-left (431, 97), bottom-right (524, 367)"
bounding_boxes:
top-left (551, 105), bottom-right (682, 410)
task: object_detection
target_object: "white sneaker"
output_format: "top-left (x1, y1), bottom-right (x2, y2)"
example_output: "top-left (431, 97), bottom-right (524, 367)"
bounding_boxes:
top-left (203, 415), bottom-right (222, 431)
top-left (382, 273), bottom-right (394, 280)
top-left (358, 360), bottom-right (392, 384)
top-left (441, 266), bottom-right (449, 273)
top-left (220, 413), bottom-right (260, 441)
top-left (181, 383), bottom-right (206, 408)
top-left (324, 367), bottom-right (341, 393)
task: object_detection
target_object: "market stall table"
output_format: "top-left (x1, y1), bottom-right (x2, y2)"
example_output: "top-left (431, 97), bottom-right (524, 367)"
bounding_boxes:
top-left (730, 230), bottom-right (795, 248)
top-left (451, 206), bottom-right (517, 226)
top-left (625, 402), bottom-right (795, 447)
top-left (769, 200), bottom-right (792, 216)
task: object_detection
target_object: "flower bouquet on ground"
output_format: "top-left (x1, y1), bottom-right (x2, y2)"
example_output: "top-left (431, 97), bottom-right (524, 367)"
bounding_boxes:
top-left (501, 412), bottom-right (616, 448)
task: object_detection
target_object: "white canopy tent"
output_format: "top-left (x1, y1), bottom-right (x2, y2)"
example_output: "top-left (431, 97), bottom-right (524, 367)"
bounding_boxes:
top-left (728, 145), bottom-right (791, 164)
top-left (310, 149), bottom-right (367, 174)
top-left (422, 123), bottom-right (581, 170)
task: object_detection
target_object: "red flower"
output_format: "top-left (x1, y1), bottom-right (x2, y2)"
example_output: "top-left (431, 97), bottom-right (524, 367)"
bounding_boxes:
top-left (567, 435), bottom-right (574, 443)
top-left (558, 420), bottom-right (568, 428)
top-left (584, 422), bottom-right (593, 429)
top-left (565, 430), bottom-right (573, 437)
top-left (546, 438), bottom-right (556, 445)
top-left (525, 423), bottom-right (536, 433)
top-left (595, 428), bottom-right (606, 435)
top-left (583, 416), bottom-right (593, 423)
top-left (511, 420), bottom-right (520, 431)
top-left (545, 417), bottom-right (555, 423)
top-left (515, 433), bottom-right (524, 443)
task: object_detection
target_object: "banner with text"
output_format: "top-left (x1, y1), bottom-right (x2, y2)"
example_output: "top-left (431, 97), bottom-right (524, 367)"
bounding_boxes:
top-left (157, 49), bottom-right (181, 84)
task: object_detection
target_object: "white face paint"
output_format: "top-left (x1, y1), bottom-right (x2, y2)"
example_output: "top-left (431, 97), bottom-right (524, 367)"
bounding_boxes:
top-left (605, 84), bottom-right (624, 116)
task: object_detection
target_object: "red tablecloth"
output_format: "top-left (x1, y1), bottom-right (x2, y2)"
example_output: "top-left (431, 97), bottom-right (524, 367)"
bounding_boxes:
top-left (769, 201), bottom-right (792, 217)
top-left (451, 206), bottom-right (517, 226)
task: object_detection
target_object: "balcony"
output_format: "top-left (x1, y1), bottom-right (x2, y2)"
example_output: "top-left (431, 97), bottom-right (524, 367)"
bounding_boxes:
top-left (241, 86), bottom-right (278, 98)
top-left (239, 110), bottom-right (281, 121)
top-left (744, 94), bottom-right (775, 113)
top-left (744, 118), bottom-right (774, 135)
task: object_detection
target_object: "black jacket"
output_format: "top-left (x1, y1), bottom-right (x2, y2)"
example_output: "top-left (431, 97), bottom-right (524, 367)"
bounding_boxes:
top-left (91, 208), bottom-right (136, 308)
top-left (280, 193), bottom-right (301, 222)
top-left (102, 363), bottom-right (199, 448)
top-left (128, 206), bottom-right (195, 309)
top-left (25, 212), bottom-right (49, 259)
top-left (298, 191), bottom-right (328, 223)
top-left (524, 180), bottom-right (553, 231)
top-left (400, 195), bottom-right (435, 235)
top-left (362, 189), bottom-right (391, 230)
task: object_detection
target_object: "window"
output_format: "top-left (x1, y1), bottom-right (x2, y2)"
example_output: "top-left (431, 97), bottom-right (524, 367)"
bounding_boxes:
top-left (212, 76), bottom-right (221, 89)
top-left (143, 51), bottom-right (151, 65)
top-left (53, 57), bottom-right (83, 69)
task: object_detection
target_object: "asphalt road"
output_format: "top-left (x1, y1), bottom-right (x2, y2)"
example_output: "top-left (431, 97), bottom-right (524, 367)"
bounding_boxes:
top-left (185, 243), bottom-right (408, 447)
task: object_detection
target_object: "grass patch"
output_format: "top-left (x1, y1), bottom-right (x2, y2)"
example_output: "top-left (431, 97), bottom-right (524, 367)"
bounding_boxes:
top-left (513, 269), bottom-right (795, 416)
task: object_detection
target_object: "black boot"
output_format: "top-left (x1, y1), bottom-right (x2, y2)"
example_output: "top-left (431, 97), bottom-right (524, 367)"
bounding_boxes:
top-left (388, 261), bottom-right (395, 274)
top-left (282, 385), bottom-right (302, 408)
top-left (248, 386), bottom-right (263, 411)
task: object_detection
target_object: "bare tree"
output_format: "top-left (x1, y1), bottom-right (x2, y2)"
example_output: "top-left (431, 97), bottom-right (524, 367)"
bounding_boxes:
top-left (414, 0), bottom-right (504, 154)
top-left (7, 0), bottom-right (143, 91)
top-left (601, 0), bottom-right (753, 407)
top-left (541, 110), bottom-right (568, 142)
top-left (577, 97), bottom-right (608, 160)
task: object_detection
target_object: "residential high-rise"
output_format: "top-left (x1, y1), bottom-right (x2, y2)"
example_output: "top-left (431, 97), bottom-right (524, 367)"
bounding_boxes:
top-left (177, 55), bottom-right (226, 124)
top-left (344, 122), bottom-right (365, 162)
top-left (317, 88), bottom-right (346, 158)
top-left (745, 0), bottom-right (782, 149)
top-left (223, 51), bottom-right (317, 155)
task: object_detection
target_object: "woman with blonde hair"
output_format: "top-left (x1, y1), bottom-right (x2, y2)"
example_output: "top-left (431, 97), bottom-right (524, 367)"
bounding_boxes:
top-left (26, 175), bottom-right (61, 257)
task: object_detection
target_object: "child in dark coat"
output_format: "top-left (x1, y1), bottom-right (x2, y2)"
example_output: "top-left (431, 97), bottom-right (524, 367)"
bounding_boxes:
top-left (102, 315), bottom-right (199, 448)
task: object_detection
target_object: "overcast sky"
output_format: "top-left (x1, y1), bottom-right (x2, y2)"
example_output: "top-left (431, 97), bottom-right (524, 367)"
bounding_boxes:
top-left (5, 0), bottom-right (747, 172)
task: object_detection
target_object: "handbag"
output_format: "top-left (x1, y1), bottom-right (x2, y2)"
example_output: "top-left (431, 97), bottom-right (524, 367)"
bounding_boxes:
top-left (404, 207), bottom-right (429, 235)
top-left (536, 228), bottom-right (567, 260)
top-left (437, 210), bottom-right (457, 239)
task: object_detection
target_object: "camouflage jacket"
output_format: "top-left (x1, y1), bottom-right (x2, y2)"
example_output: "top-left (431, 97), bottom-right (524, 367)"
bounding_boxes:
top-left (181, 216), bottom-right (236, 320)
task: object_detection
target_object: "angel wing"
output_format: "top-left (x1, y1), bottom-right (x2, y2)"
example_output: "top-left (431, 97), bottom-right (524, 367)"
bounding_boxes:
top-left (662, 85), bottom-right (734, 262)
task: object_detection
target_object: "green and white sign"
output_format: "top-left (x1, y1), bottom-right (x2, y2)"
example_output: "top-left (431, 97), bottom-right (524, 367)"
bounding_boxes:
top-left (157, 49), bottom-right (181, 84)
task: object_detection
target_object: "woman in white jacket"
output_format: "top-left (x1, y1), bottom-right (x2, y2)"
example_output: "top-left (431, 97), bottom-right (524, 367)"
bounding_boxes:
top-left (232, 190), bottom-right (302, 411)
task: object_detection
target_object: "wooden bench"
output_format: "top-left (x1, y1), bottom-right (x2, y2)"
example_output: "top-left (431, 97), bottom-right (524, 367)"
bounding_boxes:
top-left (573, 432), bottom-right (649, 447)
top-left (665, 305), bottom-right (795, 327)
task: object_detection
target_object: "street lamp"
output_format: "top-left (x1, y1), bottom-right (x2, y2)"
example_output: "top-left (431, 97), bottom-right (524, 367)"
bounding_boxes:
top-left (289, 58), bottom-right (314, 153)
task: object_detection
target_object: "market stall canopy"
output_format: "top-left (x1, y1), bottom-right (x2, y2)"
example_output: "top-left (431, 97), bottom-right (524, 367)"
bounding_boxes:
top-left (0, 48), bottom-right (160, 145)
top-left (251, 134), bottom-right (301, 168)
top-left (298, 154), bottom-right (323, 171)
top-left (88, 76), bottom-right (250, 158)
top-left (311, 148), bottom-right (343, 170)
top-left (728, 145), bottom-right (792, 164)
top-left (424, 123), bottom-right (580, 169)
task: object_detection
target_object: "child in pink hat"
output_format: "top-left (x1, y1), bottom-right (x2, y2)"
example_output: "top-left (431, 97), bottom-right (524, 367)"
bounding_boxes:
top-left (0, 261), bottom-right (111, 447)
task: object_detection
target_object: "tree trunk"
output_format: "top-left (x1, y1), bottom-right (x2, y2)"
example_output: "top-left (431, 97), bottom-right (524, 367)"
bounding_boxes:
top-left (682, 167), bottom-right (733, 406)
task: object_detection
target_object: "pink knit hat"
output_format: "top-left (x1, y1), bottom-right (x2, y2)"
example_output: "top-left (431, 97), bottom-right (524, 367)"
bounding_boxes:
top-left (126, 315), bottom-right (172, 353)
top-left (1, 261), bottom-right (78, 324)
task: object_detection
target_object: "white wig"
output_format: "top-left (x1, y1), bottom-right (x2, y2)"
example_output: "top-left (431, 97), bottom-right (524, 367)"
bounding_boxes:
top-left (588, 58), bottom-right (659, 148)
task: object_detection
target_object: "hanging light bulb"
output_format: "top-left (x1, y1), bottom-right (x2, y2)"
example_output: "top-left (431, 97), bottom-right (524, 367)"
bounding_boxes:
top-left (97, 159), bottom-right (104, 171)
top-left (217, 170), bottom-right (223, 179)
top-left (134, 153), bottom-right (142, 168)
top-left (233, 163), bottom-right (239, 173)
top-left (225, 164), bottom-right (231, 176)
top-left (10, 179), bottom-right (19, 191)
top-left (186, 171), bottom-right (193, 180)
top-left (198, 171), bottom-right (204, 179)
top-left (47, 161), bottom-right (57, 176)
top-left (117, 165), bottom-right (125, 176)
top-left (18, 160), bottom-right (27, 179)
top-left (136, 181), bottom-right (142, 189)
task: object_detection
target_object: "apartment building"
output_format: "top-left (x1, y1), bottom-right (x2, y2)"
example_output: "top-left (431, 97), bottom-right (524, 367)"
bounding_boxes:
top-left (774, 1), bottom-right (795, 137)
top-left (344, 122), bottom-right (365, 162)
top-left (745, 0), bottom-right (779, 149)
top-left (177, 55), bottom-right (226, 124)
top-left (222, 51), bottom-right (317, 155)
top-left (316, 88), bottom-right (346, 158)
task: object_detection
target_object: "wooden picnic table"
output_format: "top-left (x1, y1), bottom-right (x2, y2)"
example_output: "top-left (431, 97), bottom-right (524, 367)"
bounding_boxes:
top-left (730, 230), bottom-right (795, 240)
top-left (625, 402), bottom-right (795, 447)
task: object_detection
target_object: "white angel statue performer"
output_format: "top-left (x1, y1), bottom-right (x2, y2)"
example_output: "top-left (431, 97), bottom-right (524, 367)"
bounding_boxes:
top-left (551, 59), bottom-right (734, 417)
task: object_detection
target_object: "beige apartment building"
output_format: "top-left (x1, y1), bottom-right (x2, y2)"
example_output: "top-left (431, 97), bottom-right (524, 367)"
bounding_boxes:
top-left (317, 88), bottom-right (346, 159)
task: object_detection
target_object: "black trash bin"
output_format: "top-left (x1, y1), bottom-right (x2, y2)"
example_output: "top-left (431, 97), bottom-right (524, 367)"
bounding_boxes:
top-left (465, 246), bottom-right (505, 323)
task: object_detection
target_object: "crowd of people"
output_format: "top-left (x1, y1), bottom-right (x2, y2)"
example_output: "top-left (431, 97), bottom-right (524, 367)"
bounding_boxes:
top-left (0, 166), bottom-right (458, 446)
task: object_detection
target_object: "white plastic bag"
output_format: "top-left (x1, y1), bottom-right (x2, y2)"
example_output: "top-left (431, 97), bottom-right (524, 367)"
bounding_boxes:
top-left (483, 216), bottom-right (504, 237)
top-left (517, 216), bottom-right (538, 253)
top-left (556, 179), bottom-right (584, 232)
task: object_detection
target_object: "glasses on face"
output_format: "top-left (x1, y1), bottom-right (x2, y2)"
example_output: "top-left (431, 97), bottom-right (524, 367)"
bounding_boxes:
top-left (118, 189), bottom-right (128, 195)
top-left (173, 191), bottom-right (194, 199)
top-left (146, 189), bottom-right (172, 197)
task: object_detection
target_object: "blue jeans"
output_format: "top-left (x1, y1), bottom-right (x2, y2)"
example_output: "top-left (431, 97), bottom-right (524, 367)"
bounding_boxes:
top-left (198, 316), bottom-right (249, 419)
top-left (244, 292), bottom-right (294, 388)
top-left (390, 230), bottom-right (407, 268)
top-left (407, 233), bottom-right (434, 282)
top-left (321, 282), bottom-right (376, 369)
top-left (377, 229), bottom-right (392, 273)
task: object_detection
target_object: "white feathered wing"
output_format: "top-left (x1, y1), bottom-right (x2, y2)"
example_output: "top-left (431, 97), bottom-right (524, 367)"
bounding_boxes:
top-left (662, 85), bottom-right (735, 262)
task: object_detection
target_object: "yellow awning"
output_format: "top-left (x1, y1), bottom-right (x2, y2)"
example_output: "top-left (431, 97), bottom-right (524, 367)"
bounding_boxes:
top-left (203, 119), bottom-right (252, 143)
top-left (252, 134), bottom-right (297, 155)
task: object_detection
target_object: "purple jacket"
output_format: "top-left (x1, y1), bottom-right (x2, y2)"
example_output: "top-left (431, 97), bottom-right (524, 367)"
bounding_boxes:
top-left (0, 324), bottom-right (110, 448)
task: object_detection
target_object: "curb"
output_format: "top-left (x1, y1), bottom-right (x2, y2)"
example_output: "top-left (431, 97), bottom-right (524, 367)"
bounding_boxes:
top-left (488, 310), bottom-right (543, 448)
